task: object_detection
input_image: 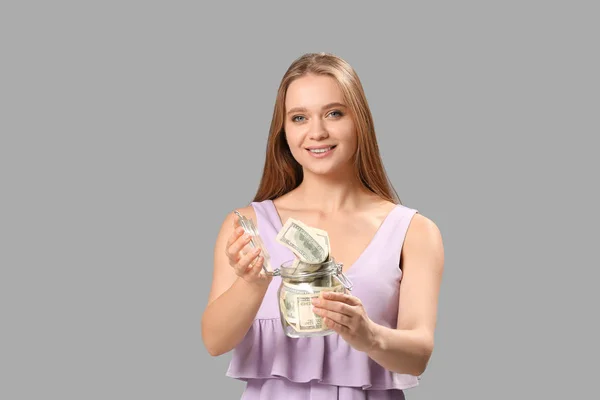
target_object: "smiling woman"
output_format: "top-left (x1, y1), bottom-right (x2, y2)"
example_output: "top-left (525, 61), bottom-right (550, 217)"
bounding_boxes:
top-left (200, 52), bottom-right (445, 400)
top-left (284, 75), bottom-right (358, 177)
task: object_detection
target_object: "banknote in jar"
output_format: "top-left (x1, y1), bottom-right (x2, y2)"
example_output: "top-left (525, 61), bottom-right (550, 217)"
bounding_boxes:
top-left (279, 280), bottom-right (345, 333)
top-left (276, 218), bottom-right (331, 264)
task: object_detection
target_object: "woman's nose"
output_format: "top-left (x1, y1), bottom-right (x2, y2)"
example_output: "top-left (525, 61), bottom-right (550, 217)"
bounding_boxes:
top-left (308, 120), bottom-right (329, 140)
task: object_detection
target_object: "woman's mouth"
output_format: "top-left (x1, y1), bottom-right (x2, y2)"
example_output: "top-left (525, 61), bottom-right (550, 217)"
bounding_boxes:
top-left (306, 145), bottom-right (337, 158)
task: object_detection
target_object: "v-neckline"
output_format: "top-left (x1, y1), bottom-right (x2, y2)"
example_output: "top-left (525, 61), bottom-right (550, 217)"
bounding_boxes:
top-left (266, 199), bottom-right (398, 275)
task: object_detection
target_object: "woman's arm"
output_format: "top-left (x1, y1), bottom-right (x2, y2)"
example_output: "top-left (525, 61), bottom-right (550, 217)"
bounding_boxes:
top-left (312, 213), bottom-right (444, 376)
top-left (201, 208), bottom-right (271, 356)
top-left (366, 214), bottom-right (445, 375)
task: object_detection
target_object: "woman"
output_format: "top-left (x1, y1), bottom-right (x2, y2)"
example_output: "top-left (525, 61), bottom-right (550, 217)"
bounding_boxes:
top-left (201, 52), bottom-right (444, 399)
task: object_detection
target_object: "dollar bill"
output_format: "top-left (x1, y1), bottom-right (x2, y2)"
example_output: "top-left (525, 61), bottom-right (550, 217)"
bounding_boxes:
top-left (306, 225), bottom-right (331, 258)
top-left (289, 257), bottom-right (325, 274)
top-left (279, 291), bottom-right (298, 324)
top-left (275, 218), bottom-right (330, 264)
top-left (311, 276), bottom-right (333, 287)
top-left (297, 295), bottom-right (324, 331)
top-left (279, 280), bottom-right (345, 333)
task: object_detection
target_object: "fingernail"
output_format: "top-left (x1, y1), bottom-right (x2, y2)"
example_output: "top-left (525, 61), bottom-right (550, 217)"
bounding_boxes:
top-left (311, 298), bottom-right (319, 305)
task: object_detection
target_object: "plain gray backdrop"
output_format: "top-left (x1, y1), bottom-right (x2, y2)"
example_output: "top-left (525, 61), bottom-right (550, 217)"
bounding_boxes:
top-left (1, 1), bottom-right (598, 399)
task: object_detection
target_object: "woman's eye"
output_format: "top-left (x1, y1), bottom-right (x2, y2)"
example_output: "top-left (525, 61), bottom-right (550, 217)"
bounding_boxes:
top-left (292, 111), bottom-right (342, 122)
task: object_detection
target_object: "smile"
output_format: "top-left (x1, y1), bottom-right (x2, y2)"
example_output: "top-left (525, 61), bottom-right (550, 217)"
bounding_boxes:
top-left (306, 145), bottom-right (337, 158)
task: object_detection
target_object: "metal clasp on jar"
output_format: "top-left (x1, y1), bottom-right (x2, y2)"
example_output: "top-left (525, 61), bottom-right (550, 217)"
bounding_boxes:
top-left (276, 258), bottom-right (353, 292)
top-left (334, 262), bottom-right (353, 291)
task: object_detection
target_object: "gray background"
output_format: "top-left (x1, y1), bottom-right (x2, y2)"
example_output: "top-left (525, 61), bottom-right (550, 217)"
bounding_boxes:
top-left (1, 1), bottom-right (598, 399)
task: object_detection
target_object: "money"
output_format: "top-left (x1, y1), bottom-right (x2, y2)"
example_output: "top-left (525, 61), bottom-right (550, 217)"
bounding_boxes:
top-left (289, 257), bottom-right (324, 274)
top-left (279, 280), bottom-right (345, 333)
top-left (276, 218), bottom-right (330, 264)
top-left (279, 292), bottom-right (298, 325)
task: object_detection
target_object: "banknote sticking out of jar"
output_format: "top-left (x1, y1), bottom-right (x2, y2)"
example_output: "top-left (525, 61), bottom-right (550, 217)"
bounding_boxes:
top-left (276, 258), bottom-right (353, 338)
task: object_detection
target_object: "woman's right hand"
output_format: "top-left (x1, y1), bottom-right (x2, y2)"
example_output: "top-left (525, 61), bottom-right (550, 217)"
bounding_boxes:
top-left (225, 215), bottom-right (272, 286)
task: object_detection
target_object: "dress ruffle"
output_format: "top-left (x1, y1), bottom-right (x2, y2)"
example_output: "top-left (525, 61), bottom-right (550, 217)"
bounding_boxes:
top-left (226, 318), bottom-right (420, 391)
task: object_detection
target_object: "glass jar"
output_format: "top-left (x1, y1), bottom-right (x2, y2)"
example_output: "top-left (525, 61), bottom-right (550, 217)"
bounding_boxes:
top-left (276, 258), bottom-right (353, 338)
top-left (234, 210), bottom-right (354, 338)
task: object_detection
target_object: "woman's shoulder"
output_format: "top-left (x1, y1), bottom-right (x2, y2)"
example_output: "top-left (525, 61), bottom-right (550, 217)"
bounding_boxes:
top-left (408, 213), bottom-right (441, 239)
top-left (215, 203), bottom-right (259, 234)
top-left (234, 203), bottom-right (258, 220)
top-left (403, 210), bottom-right (444, 261)
top-left (372, 196), bottom-right (441, 244)
top-left (387, 199), bottom-right (440, 241)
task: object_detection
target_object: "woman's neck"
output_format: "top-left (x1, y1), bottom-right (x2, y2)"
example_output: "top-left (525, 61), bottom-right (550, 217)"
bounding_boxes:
top-left (292, 169), bottom-right (373, 213)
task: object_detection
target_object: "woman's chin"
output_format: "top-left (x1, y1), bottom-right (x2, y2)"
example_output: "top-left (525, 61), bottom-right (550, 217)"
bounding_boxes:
top-left (302, 163), bottom-right (354, 178)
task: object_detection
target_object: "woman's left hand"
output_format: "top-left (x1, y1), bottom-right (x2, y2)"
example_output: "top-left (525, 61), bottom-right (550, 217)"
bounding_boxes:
top-left (312, 291), bottom-right (378, 353)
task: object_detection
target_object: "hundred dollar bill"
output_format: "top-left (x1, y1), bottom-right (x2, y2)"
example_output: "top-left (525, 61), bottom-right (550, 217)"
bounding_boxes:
top-left (279, 280), bottom-right (345, 333)
top-left (279, 290), bottom-right (298, 324)
top-left (297, 296), bottom-right (324, 332)
top-left (311, 276), bottom-right (333, 287)
top-left (289, 257), bottom-right (325, 275)
top-left (305, 225), bottom-right (331, 258)
top-left (275, 218), bottom-right (330, 264)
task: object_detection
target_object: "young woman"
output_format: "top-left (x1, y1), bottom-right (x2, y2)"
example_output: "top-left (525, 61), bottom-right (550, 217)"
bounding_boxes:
top-left (201, 52), bottom-right (445, 399)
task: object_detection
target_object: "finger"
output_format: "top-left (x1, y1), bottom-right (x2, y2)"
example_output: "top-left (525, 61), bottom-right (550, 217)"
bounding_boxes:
top-left (313, 306), bottom-right (352, 328)
top-left (250, 255), bottom-right (265, 275)
top-left (228, 233), bottom-right (252, 259)
top-left (239, 250), bottom-right (262, 276)
top-left (321, 291), bottom-right (362, 306)
top-left (323, 316), bottom-right (349, 334)
top-left (312, 297), bottom-right (354, 317)
top-left (235, 247), bottom-right (261, 273)
top-left (232, 212), bottom-right (242, 229)
top-left (225, 225), bottom-right (245, 250)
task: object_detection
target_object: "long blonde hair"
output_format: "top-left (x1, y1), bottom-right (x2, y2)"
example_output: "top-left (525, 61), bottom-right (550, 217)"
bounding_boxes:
top-left (253, 52), bottom-right (401, 204)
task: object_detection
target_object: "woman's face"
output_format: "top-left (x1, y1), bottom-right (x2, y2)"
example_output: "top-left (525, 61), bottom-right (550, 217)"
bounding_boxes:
top-left (283, 74), bottom-right (358, 177)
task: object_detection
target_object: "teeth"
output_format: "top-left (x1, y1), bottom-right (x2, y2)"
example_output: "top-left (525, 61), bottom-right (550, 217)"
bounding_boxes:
top-left (309, 147), bottom-right (332, 153)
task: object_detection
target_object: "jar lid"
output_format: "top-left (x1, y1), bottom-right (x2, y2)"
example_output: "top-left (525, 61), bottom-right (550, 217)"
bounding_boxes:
top-left (234, 210), bottom-right (273, 274)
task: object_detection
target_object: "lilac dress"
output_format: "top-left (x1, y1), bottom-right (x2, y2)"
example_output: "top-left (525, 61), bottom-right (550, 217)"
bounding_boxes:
top-left (227, 200), bottom-right (421, 399)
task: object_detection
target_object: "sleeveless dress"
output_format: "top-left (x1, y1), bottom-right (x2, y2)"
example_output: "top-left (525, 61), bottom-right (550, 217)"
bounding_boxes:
top-left (227, 200), bottom-right (421, 399)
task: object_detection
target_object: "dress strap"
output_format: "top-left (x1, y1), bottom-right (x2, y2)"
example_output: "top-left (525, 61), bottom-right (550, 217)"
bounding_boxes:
top-left (249, 200), bottom-right (281, 243)
top-left (368, 205), bottom-right (419, 267)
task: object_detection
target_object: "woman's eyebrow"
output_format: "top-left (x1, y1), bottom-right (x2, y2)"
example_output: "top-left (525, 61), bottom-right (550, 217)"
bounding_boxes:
top-left (287, 102), bottom-right (347, 115)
